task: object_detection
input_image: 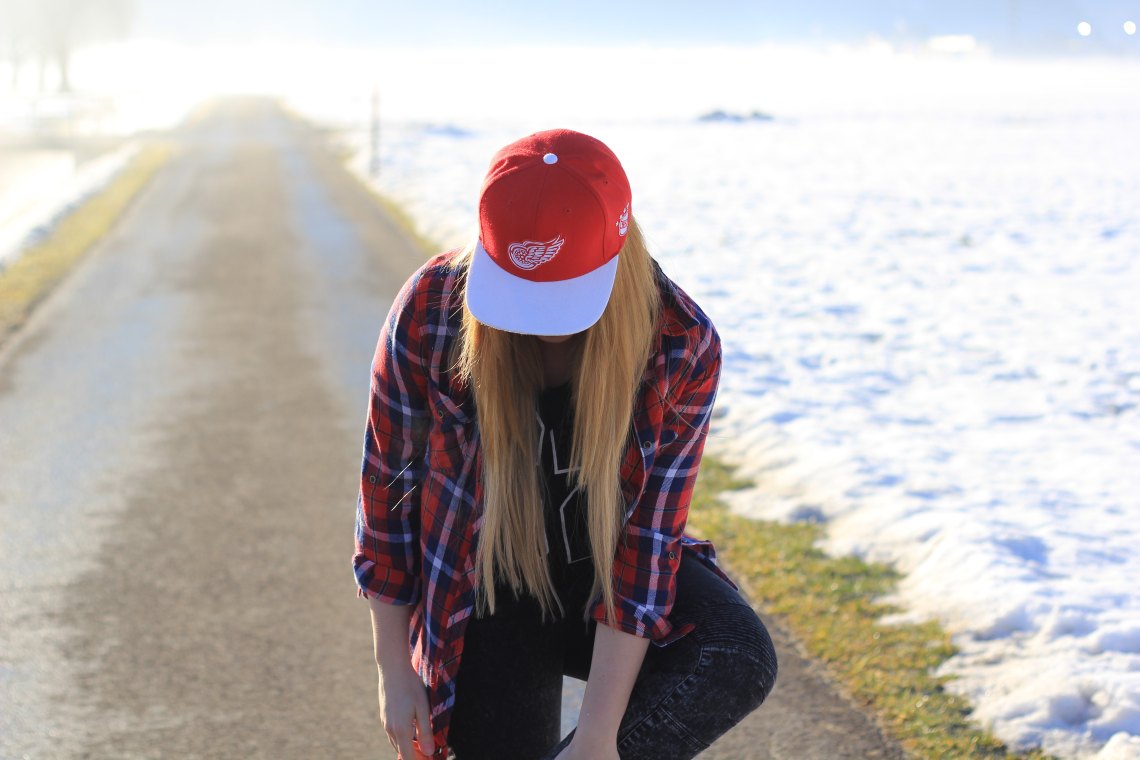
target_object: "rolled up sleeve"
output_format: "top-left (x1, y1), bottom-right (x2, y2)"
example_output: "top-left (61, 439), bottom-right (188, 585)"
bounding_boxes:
top-left (591, 325), bottom-right (723, 641)
top-left (353, 269), bottom-right (430, 606)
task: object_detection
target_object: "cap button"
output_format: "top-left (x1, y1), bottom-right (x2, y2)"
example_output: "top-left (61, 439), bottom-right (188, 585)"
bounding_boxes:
top-left (543, 153), bottom-right (558, 165)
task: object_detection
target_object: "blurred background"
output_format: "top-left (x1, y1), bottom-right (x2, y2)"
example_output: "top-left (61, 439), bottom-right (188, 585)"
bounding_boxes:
top-left (2, 2), bottom-right (1139, 758)
top-left (3, 1), bottom-right (1140, 265)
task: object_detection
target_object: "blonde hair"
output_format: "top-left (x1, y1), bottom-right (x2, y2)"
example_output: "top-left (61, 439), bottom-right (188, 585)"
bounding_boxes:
top-left (446, 217), bottom-right (662, 625)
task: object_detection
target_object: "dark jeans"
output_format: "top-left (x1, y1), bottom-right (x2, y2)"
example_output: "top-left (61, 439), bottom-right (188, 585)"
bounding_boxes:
top-left (447, 550), bottom-right (778, 760)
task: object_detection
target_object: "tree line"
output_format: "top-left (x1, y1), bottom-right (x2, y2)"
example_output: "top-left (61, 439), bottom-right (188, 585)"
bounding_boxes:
top-left (1, 0), bottom-right (133, 93)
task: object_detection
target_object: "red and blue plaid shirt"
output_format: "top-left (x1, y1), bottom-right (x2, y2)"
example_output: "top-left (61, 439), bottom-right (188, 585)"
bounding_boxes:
top-left (353, 249), bottom-right (736, 758)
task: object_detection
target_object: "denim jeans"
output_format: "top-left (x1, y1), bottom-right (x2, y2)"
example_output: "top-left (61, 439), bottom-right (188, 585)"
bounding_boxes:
top-left (447, 550), bottom-right (778, 760)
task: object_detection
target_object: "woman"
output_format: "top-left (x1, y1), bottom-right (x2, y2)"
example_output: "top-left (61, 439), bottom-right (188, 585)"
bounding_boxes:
top-left (354, 129), bottom-right (777, 760)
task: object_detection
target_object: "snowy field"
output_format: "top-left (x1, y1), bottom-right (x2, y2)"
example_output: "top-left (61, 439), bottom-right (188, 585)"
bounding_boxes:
top-left (318, 59), bottom-right (1140, 759)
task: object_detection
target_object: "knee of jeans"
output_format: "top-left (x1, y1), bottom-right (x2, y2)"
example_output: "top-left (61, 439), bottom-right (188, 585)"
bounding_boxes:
top-left (697, 604), bottom-right (778, 706)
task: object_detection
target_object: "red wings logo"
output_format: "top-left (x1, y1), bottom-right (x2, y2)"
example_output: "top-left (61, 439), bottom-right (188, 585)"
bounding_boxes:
top-left (508, 236), bottom-right (565, 270)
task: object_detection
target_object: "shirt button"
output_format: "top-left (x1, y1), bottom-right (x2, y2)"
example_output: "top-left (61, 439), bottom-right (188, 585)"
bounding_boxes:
top-left (437, 408), bottom-right (445, 418)
top-left (368, 475), bottom-right (378, 484)
top-left (640, 440), bottom-right (653, 450)
top-left (668, 551), bottom-right (677, 560)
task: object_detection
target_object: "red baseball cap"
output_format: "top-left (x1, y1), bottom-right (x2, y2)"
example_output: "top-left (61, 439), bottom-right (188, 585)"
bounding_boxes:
top-left (465, 129), bottom-right (632, 335)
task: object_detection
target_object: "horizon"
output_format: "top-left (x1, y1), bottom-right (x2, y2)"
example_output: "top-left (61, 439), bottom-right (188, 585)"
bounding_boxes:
top-left (2, 1), bottom-right (1140, 130)
top-left (51, 39), bottom-right (1140, 128)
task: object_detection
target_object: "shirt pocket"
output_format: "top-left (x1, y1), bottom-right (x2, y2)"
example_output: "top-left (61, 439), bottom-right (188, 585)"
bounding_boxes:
top-left (423, 387), bottom-right (478, 533)
top-left (426, 388), bottom-right (474, 467)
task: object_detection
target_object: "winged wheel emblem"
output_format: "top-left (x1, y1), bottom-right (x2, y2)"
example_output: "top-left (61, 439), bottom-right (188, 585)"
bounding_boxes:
top-left (508, 236), bottom-right (565, 270)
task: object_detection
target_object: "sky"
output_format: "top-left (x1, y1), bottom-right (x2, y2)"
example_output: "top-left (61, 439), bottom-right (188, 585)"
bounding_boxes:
top-left (128, 0), bottom-right (1140, 55)
top-left (4, 0), bottom-right (1138, 128)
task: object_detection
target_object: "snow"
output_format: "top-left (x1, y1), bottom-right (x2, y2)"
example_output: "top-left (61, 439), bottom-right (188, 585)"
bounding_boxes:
top-left (0, 143), bottom-right (138, 269)
top-left (0, 39), bottom-right (203, 271)
top-left (317, 54), bottom-right (1140, 759)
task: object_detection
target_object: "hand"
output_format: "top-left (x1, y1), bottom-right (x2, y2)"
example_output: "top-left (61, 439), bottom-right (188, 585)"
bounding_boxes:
top-left (553, 731), bottom-right (620, 760)
top-left (376, 660), bottom-right (435, 759)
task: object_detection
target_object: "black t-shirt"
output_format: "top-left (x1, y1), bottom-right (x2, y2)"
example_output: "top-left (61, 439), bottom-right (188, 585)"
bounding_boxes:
top-left (483, 381), bottom-right (595, 621)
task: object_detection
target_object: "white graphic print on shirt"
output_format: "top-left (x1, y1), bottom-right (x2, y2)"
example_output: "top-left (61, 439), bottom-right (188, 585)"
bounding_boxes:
top-left (536, 413), bottom-right (592, 564)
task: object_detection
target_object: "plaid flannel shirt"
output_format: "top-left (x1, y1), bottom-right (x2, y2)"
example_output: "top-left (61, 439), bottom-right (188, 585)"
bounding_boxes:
top-left (353, 249), bottom-right (736, 759)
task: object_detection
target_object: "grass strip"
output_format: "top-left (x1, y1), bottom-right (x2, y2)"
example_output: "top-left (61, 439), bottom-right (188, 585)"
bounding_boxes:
top-left (330, 148), bottom-right (443, 257)
top-left (360, 187), bottom-right (441, 258)
top-left (688, 456), bottom-right (1054, 759)
top-left (0, 141), bottom-right (173, 343)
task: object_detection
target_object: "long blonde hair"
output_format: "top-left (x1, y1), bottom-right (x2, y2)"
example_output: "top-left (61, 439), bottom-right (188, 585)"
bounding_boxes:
top-left (446, 216), bottom-right (662, 625)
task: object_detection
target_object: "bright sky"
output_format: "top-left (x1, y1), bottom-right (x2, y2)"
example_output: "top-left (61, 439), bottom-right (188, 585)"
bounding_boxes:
top-left (131, 0), bottom-right (1140, 52)
top-left (130, 0), bottom-right (953, 46)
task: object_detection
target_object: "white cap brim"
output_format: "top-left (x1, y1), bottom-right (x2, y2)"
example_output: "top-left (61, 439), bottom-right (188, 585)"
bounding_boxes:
top-left (465, 241), bottom-right (620, 336)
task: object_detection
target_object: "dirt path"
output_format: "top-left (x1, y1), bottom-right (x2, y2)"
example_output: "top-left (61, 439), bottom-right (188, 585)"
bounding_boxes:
top-left (0, 98), bottom-right (904, 759)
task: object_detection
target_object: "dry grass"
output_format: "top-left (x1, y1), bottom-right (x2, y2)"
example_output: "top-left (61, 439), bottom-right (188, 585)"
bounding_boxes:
top-left (0, 141), bottom-right (173, 343)
top-left (688, 457), bottom-right (1055, 759)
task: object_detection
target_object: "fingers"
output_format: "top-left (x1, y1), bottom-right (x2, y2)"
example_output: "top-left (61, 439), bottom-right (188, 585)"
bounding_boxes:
top-left (383, 711), bottom-right (432, 759)
top-left (395, 716), bottom-right (435, 758)
top-left (381, 717), bottom-right (403, 757)
top-left (413, 692), bottom-right (436, 756)
top-left (411, 721), bottom-right (434, 758)
top-left (386, 721), bottom-right (418, 760)
top-left (378, 702), bottom-right (419, 759)
top-left (376, 671), bottom-right (435, 759)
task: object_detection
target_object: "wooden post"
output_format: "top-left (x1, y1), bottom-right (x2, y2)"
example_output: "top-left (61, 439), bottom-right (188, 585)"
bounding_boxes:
top-left (369, 86), bottom-right (381, 179)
